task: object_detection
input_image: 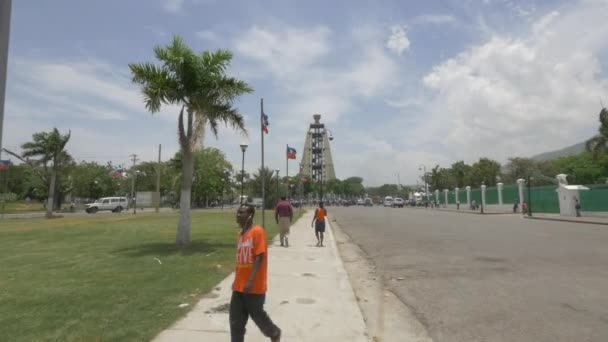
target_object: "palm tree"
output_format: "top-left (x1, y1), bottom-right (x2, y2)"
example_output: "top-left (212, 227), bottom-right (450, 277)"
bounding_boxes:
top-left (586, 107), bottom-right (608, 159)
top-left (130, 36), bottom-right (253, 245)
top-left (4, 128), bottom-right (71, 218)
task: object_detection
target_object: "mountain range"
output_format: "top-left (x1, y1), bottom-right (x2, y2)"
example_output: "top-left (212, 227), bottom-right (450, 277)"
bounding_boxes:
top-left (531, 140), bottom-right (588, 161)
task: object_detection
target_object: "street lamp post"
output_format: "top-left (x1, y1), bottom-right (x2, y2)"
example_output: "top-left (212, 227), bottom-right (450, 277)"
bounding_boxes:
top-left (240, 143), bottom-right (248, 205)
top-left (133, 170), bottom-right (142, 215)
top-left (275, 169), bottom-right (280, 202)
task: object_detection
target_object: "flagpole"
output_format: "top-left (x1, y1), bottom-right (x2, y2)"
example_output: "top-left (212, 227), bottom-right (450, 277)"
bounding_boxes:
top-left (260, 98), bottom-right (265, 229)
top-left (286, 144), bottom-right (289, 200)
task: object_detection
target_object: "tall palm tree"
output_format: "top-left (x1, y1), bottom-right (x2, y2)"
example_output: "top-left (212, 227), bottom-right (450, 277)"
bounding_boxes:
top-left (130, 36), bottom-right (253, 245)
top-left (586, 107), bottom-right (608, 159)
top-left (4, 128), bottom-right (72, 218)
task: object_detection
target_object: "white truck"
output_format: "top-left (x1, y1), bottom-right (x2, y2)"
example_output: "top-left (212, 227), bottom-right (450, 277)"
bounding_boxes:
top-left (85, 197), bottom-right (128, 213)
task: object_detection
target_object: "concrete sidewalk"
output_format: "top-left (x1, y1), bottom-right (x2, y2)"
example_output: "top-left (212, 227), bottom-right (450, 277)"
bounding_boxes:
top-left (525, 213), bottom-right (608, 225)
top-left (153, 211), bottom-right (369, 342)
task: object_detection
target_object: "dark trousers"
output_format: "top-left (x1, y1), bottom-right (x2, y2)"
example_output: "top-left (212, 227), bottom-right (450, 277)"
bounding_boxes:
top-left (230, 291), bottom-right (280, 342)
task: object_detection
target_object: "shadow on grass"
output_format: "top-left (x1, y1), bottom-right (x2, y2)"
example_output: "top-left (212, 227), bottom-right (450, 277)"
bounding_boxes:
top-left (113, 240), bottom-right (234, 257)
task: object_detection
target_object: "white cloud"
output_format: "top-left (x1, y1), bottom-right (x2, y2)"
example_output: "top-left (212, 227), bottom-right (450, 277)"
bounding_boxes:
top-left (233, 24), bottom-right (403, 183)
top-left (235, 25), bottom-right (331, 76)
top-left (162, 0), bottom-right (184, 13)
top-left (415, 0), bottom-right (608, 163)
top-left (413, 15), bottom-right (457, 25)
top-left (4, 58), bottom-right (185, 166)
top-left (386, 25), bottom-right (410, 56)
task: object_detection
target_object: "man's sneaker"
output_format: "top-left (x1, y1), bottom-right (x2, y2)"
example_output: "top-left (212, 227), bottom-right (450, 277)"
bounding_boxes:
top-left (270, 329), bottom-right (281, 342)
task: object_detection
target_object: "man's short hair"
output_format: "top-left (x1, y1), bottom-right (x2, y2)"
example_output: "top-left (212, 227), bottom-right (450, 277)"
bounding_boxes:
top-left (280, 196), bottom-right (286, 201)
top-left (240, 203), bottom-right (255, 217)
top-left (319, 201), bottom-right (324, 207)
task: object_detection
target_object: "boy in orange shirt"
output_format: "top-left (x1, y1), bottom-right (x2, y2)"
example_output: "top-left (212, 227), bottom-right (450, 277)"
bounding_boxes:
top-left (230, 204), bottom-right (281, 342)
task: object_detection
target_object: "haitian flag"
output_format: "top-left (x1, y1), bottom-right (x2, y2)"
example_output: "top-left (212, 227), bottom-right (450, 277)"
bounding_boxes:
top-left (0, 160), bottom-right (10, 171)
top-left (110, 168), bottom-right (127, 179)
top-left (261, 112), bottom-right (269, 134)
top-left (286, 146), bottom-right (297, 160)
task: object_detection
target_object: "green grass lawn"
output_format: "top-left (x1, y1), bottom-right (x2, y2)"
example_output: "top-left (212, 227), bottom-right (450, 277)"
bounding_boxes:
top-left (0, 208), bottom-right (300, 342)
top-left (1, 201), bottom-right (46, 213)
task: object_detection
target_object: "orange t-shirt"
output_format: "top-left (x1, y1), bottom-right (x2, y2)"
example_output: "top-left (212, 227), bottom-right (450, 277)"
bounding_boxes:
top-left (315, 208), bottom-right (326, 221)
top-left (232, 225), bottom-right (268, 294)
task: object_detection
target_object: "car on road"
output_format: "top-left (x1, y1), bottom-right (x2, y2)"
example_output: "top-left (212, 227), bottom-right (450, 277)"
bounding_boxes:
top-left (393, 198), bottom-right (405, 208)
top-left (383, 196), bottom-right (394, 207)
top-left (85, 197), bottom-right (128, 213)
top-left (357, 199), bottom-right (364, 206)
top-left (252, 197), bottom-right (264, 209)
top-left (364, 198), bottom-right (373, 207)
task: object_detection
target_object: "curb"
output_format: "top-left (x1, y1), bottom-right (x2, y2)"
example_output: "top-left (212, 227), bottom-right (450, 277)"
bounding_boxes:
top-left (404, 206), bottom-right (514, 216)
top-left (524, 216), bottom-right (608, 226)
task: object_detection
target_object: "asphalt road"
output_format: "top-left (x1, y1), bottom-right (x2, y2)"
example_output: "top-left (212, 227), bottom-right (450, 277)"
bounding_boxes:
top-left (330, 206), bottom-right (608, 342)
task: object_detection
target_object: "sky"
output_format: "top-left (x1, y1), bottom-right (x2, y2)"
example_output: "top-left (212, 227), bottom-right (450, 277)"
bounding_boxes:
top-left (3, 0), bottom-right (608, 186)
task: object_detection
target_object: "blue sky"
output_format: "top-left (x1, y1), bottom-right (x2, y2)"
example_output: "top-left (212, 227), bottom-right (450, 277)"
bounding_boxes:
top-left (4, 0), bottom-right (608, 185)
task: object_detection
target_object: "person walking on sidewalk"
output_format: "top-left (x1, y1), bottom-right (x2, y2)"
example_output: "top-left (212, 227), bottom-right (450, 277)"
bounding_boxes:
top-left (575, 198), bottom-right (582, 217)
top-left (311, 202), bottom-right (327, 247)
top-left (230, 204), bottom-right (281, 342)
top-left (274, 196), bottom-right (293, 247)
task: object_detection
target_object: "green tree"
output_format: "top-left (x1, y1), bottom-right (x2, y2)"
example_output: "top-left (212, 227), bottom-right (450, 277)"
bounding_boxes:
top-left (4, 128), bottom-right (72, 217)
top-left (586, 107), bottom-right (608, 159)
top-left (70, 161), bottom-right (121, 200)
top-left (469, 158), bottom-right (501, 187)
top-left (504, 157), bottom-right (538, 183)
top-left (451, 161), bottom-right (472, 188)
top-left (250, 167), bottom-right (279, 209)
top-left (3, 163), bottom-right (32, 198)
top-left (130, 36), bottom-right (252, 245)
top-left (342, 177), bottom-right (365, 196)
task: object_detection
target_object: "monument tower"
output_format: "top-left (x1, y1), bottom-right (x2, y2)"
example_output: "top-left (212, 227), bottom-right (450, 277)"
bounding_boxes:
top-left (300, 115), bottom-right (335, 199)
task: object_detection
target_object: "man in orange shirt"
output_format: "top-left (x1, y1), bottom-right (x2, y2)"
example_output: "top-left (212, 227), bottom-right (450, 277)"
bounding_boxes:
top-left (230, 204), bottom-right (281, 342)
top-left (311, 202), bottom-right (327, 247)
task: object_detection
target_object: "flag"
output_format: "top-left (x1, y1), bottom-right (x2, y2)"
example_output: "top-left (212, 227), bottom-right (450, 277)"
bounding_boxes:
top-left (261, 112), bottom-right (269, 134)
top-left (0, 160), bottom-right (10, 171)
top-left (287, 146), bottom-right (297, 160)
top-left (110, 168), bottom-right (127, 179)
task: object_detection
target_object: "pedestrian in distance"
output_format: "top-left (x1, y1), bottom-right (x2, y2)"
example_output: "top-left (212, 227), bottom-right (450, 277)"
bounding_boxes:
top-left (274, 196), bottom-right (293, 247)
top-left (513, 199), bottom-right (519, 213)
top-left (311, 202), bottom-right (327, 247)
top-left (575, 198), bottom-right (582, 217)
top-left (522, 201), bottom-right (528, 215)
top-left (230, 204), bottom-right (282, 342)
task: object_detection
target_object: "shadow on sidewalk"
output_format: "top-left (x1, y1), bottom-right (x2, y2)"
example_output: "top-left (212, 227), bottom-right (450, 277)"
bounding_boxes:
top-left (113, 240), bottom-right (234, 257)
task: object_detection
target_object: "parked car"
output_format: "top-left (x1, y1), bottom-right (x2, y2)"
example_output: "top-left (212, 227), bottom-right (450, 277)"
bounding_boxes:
top-left (364, 198), bottom-right (373, 207)
top-left (85, 197), bottom-right (128, 214)
top-left (383, 196), bottom-right (394, 207)
top-left (357, 199), bottom-right (364, 206)
top-left (252, 197), bottom-right (264, 209)
top-left (393, 198), bottom-right (405, 208)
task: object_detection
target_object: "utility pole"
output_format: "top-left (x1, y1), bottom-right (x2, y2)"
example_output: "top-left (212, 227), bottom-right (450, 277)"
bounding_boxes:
top-left (155, 144), bottom-right (161, 213)
top-left (0, 0), bottom-right (12, 160)
top-left (130, 154), bottom-right (138, 214)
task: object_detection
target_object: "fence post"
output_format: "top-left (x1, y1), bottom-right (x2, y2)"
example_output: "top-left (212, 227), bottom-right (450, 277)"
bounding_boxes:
top-left (481, 185), bottom-right (487, 214)
top-left (466, 186), bottom-right (471, 208)
top-left (435, 190), bottom-right (439, 205)
top-left (497, 182), bottom-right (504, 206)
top-left (517, 179), bottom-right (525, 211)
top-left (444, 189), bottom-right (449, 208)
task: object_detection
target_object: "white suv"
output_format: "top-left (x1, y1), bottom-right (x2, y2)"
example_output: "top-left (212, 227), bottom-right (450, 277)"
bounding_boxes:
top-left (383, 196), bottom-right (394, 207)
top-left (86, 197), bottom-right (128, 214)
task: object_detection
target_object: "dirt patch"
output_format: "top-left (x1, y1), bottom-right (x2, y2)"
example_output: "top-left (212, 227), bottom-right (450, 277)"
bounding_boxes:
top-left (209, 303), bottom-right (230, 313)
